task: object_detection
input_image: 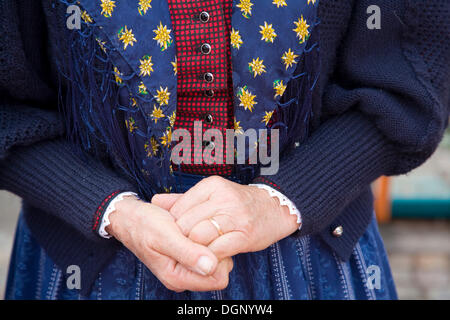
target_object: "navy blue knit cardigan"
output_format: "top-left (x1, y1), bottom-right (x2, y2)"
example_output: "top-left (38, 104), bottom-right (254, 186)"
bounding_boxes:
top-left (1, 0), bottom-right (449, 295)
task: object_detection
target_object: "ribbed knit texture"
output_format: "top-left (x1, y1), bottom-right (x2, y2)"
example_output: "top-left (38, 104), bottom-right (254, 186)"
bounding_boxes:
top-left (1, 0), bottom-right (449, 294)
top-left (0, 139), bottom-right (138, 294)
top-left (0, 139), bottom-right (138, 243)
top-left (255, 0), bottom-right (449, 259)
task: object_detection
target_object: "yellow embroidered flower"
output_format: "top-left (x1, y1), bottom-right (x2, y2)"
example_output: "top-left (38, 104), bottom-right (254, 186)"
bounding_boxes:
top-left (144, 137), bottom-right (159, 157)
top-left (237, 87), bottom-right (257, 112)
top-left (272, 0), bottom-right (287, 8)
top-left (160, 128), bottom-right (173, 147)
top-left (150, 105), bottom-right (165, 124)
top-left (81, 11), bottom-right (93, 24)
top-left (96, 38), bottom-right (107, 53)
top-left (169, 111), bottom-right (176, 127)
top-left (230, 28), bottom-right (243, 49)
top-left (138, 0), bottom-right (152, 15)
top-left (153, 22), bottom-right (172, 51)
top-left (273, 80), bottom-right (287, 98)
top-left (262, 111), bottom-right (274, 125)
top-left (237, 0), bottom-right (254, 18)
top-left (100, 0), bottom-right (116, 18)
top-left (293, 15), bottom-right (310, 43)
top-left (139, 55), bottom-right (154, 77)
top-left (172, 57), bottom-right (178, 75)
top-left (259, 22), bottom-right (277, 43)
top-left (234, 118), bottom-right (243, 135)
top-left (308, 0), bottom-right (317, 5)
top-left (125, 117), bottom-right (137, 133)
top-left (155, 86), bottom-right (170, 105)
top-left (118, 25), bottom-right (137, 50)
top-left (130, 97), bottom-right (138, 108)
top-left (248, 58), bottom-right (266, 77)
top-left (114, 67), bottom-right (122, 85)
top-left (282, 48), bottom-right (299, 69)
top-left (138, 81), bottom-right (148, 95)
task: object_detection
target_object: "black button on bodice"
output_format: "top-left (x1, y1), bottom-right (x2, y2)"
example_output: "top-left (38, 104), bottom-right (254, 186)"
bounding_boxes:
top-left (199, 11), bottom-right (210, 23)
top-left (202, 140), bottom-right (215, 150)
top-left (204, 113), bottom-right (213, 124)
top-left (201, 43), bottom-right (212, 55)
top-left (205, 89), bottom-right (215, 97)
top-left (204, 72), bottom-right (214, 83)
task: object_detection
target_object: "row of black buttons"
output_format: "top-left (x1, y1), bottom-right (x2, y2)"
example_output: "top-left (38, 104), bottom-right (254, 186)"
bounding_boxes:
top-left (199, 11), bottom-right (214, 127)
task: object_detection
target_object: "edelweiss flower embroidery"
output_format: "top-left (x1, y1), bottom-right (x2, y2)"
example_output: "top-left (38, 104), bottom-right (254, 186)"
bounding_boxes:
top-left (100, 0), bottom-right (115, 18)
top-left (237, 0), bottom-right (254, 18)
top-left (138, 0), bottom-right (152, 16)
top-left (81, 11), bottom-right (93, 24)
top-left (96, 38), bottom-right (107, 53)
top-left (138, 82), bottom-right (149, 95)
top-left (155, 87), bottom-right (170, 105)
top-left (139, 55), bottom-right (154, 77)
top-left (114, 67), bottom-right (123, 85)
top-left (260, 22), bottom-right (277, 43)
top-left (282, 48), bottom-right (299, 69)
top-left (249, 58), bottom-right (266, 77)
top-left (144, 137), bottom-right (159, 157)
top-left (125, 117), bottom-right (137, 133)
top-left (237, 87), bottom-right (257, 112)
top-left (272, 0), bottom-right (287, 8)
top-left (118, 26), bottom-right (137, 50)
top-left (293, 15), bottom-right (310, 43)
top-left (169, 111), bottom-right (176, 127)
top-left (153, 22), bottom-right (172, 51)
top-left (273, 80), bottom-right (287, 98)
top-left (150, 105), bottom-right (165, 123)
top-left (262, 111), bottom-right (274, 125)
top-left (160, 128), bottom-right (173, 147)
top-left (234, 118), bottom-right (244, 135)
top-left (231, 28), bottom-right (243, 49)
top-left (172, 58), bottom-right (178, 75)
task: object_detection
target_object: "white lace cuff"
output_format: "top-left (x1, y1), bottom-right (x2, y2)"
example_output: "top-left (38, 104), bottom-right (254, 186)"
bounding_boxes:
top-left (249, 184), bottom-right (302, 229)
top-left (99, 191), bottom-right (138, 239)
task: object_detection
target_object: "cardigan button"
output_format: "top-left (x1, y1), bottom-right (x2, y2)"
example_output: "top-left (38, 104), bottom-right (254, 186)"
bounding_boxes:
top-left (204, 72), bottom-right (214, 83)
top-left (201, 43), bottom-right (212, 55)
top-left (332, 226), bottom-right (344, 237)
top-left (199, 11), bottom-right (210, 23)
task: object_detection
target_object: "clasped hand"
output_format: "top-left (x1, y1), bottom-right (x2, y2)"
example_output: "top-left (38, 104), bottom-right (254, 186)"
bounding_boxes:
top-left (107, 176), bottom-right (299, 292)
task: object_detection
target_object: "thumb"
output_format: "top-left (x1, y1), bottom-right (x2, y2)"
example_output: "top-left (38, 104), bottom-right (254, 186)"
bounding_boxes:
top-left (152, 193), bottom-right (183, 211)
top-left (158, 225), bottom-right (219, 276)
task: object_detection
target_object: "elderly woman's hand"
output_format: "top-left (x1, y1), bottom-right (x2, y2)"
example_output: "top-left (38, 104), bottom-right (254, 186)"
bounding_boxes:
top-left (106, 196), bottom-right (233, 292)
top-left (152, 176), bottom-right (300, 262)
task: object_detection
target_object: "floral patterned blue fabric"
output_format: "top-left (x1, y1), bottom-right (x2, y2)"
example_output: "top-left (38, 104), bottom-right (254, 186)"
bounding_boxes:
top-left (57, 0), bottom-right (320, 195)
top-left (6, 173), bottom-right (397, 300)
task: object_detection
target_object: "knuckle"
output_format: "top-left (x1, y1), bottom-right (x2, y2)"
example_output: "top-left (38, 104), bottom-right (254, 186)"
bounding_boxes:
top-left (205, 175), bottom-right (225, 186)
top-left (177, 220), bottom-right (190, 236)
top-left (161, 269), bottom-right (178, 287)
top-left (238, 216), bottom-right (253, 234)
top-left (189, 228), bottom-right (205, 244)
top-left (216, 275), bottom-right (230, 290)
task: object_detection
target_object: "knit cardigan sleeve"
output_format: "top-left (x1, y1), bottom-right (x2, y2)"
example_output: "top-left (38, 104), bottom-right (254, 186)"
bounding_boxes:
top-left (0, 1), bottom-right (138, 244)
top-left (255, 0), bottom-right (449, 237)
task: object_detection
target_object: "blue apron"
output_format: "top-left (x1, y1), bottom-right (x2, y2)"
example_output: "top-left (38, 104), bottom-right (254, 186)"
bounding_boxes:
top-left (5, 172), bottom-right (397, 300)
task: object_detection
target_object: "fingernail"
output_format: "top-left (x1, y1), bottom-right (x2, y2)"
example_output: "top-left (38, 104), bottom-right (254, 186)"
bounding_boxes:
top-left (196, 256), bottom-right (214, 275)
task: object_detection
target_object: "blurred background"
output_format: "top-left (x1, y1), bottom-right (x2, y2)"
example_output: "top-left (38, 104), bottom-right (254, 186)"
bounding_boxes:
top-left (1, 127), bottom-right (449, 300)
